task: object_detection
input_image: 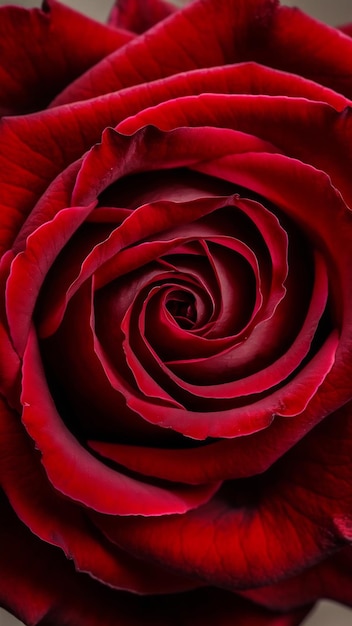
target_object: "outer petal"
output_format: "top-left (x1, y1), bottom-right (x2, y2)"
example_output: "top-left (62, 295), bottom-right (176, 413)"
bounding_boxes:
top-left (0, 0), bottom-right (133, 116)
top-left (108, 0), bottom-right (176, 33)
top-left (340, 23), bottom-right (352, 37)
top-left (92, 402), bottom-right (352, 592)
top-left (0, 495), bottom-right (311, 626)
top-left (0, 66), bottom-right (346, 254)
top-left (0, 398), bottom-right (200, 595)
top-left (51, 0), bottom-right (280, 106)
top-left (51, 0), bottom-right (352, 106)
top-left (241, 547), bottom-right (352, 611)
top-left (258, 5), bottom-right (352, 98)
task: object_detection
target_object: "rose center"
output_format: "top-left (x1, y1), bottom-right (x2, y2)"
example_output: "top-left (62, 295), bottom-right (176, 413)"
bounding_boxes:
top-left (165, 290), bottom-right (197, 329)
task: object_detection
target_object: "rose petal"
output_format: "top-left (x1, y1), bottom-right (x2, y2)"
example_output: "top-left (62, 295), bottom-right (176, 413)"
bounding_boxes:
top-left (107, 331), bottom-right (338, 439)
top-left (1, 66), bottom-right (345, 254)
top-left (119, 94), bottom-right (352, 207)
top-left (257, 5), bottom-right (352, 98)
top-left (50, 0), bottom-right (352, 106)
top-left (50, 0), bottom-right (280, 106)
top-left (92, 402), bottom-right (352, 592)
top-left (88, 395), bottom-right (341, 485)
top-left (21, 328), bottom-right (220, 515)
top-left (6, 202), bottom-right (96, 356)
top-left (0, 252), bottom-right (21, 406)
top-left (0, 0), bottom-right (132, 116)
top-left (0, 496), bottom-right (310, 626)
top-left (339, 23), bottom-right (352, 37)
top-left (45, 187), bottom-right (274, 338)
top-left (0, 398), bottom-right (200, 594)
top-left (241, 547), bottom-right (352, 611)
top-left (72, 124), bottom-right (279, 207)
top-left (89, 249), bottom-right (327, 442)
top-left (41, 278), bottom-right (185, 446)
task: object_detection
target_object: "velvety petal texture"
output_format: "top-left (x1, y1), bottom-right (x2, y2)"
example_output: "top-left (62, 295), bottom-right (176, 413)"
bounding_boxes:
top-left (0, 0), bottom-right (133, 116)
top-left (1, 0), bottom-right (352, 625)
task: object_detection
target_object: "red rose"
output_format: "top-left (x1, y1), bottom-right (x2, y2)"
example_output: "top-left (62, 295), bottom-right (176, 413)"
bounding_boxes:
top-left (1, 0), bottom-right (352, 624)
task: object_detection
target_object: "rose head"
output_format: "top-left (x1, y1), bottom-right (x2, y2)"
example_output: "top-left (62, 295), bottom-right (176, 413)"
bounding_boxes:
top-left (1, 0), bottom-right (352, 624)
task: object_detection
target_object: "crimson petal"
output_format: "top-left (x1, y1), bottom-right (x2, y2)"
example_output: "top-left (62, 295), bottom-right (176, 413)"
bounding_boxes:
top-left (92, 402), bottom-right (352, 592)
top-left (1, 65), bottom-right (345, 254)
top-left (51, 0), bottom-right (280, 106)
top-left (21, 328), bottom-right (220, 515)
top-left (0, 494), bottom-right (310, 626)
top-left (0, 398), bottom-right (200, 594)
top-left (0, 0), bottom-right (132, 116)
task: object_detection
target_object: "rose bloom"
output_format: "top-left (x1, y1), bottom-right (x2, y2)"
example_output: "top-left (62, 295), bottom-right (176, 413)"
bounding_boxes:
top-left (0, 0), bottom-right (352, 624)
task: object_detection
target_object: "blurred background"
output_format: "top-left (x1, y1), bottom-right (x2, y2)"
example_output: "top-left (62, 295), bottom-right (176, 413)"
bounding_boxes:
top-left (0, 0), bottom-right (352, 23)
top-left (0, 0), bottom-right (351, 624)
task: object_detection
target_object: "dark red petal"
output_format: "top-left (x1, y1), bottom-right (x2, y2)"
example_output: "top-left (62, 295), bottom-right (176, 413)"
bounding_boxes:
top-left (6, 202), bottom-right (96, 356)
top-left (0, 496), bottom-right (310, 626)
top-left (167, 248), bottom-right (324, 389)
top-left (89, 249), bottom-right (328, 474)
top-left (72, 124), bottom-right (278, 207)
top-left (108, 0), bottom-right (176, 33)
top-left (339, 23), bottom-right (352, 37)
top-left (241, 547), bottom-right (352, 611)
top-left (257, 5), bottom-right (352, 99)
top-left (40, 194), bottom-right (259, 338)
top-left (242, 551), bottom-right (352, 612)
top-left (92, 402), bottom-right (352, 592)
top-left (94, 284), bottom-right (183, 409)
top-left (0, 319), bottom-right (20, 405)
top-left (118, 95), bottom-right (352, 207)
top-left (124, 332), bottom-right (337, 438)
top-left (0, 66), bottom-right (345, 254)
top-left (51, 0), bottom-right (280, 106)
top-left (0, 252), bottom-right (21, 406)
top-left (196, 155), bottom-right (352, 369)
top-left (0, 0), bottom-right (133, 116)
top-left (88, 398), bottom-right (340, 484)
top-left (42, 114), bottom-right (278, 333)
top-left (0, 116), bottom-right (84, 255)
top-left (121, 235), bottom-right (260, 367)
top-left (0, 398), bottom-right (200, 594)
top-left (21, 328), bottom-right (220, 515)
top-left (51, 0), bottom-right (352, 106)
top-left (93, 259), bottom-right (335, 441)
top-left (41, 278), bottom-right (183, 445)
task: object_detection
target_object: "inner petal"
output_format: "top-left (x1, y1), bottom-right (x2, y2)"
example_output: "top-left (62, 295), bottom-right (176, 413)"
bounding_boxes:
top-left (165, 289), bottom-right (197, 330)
